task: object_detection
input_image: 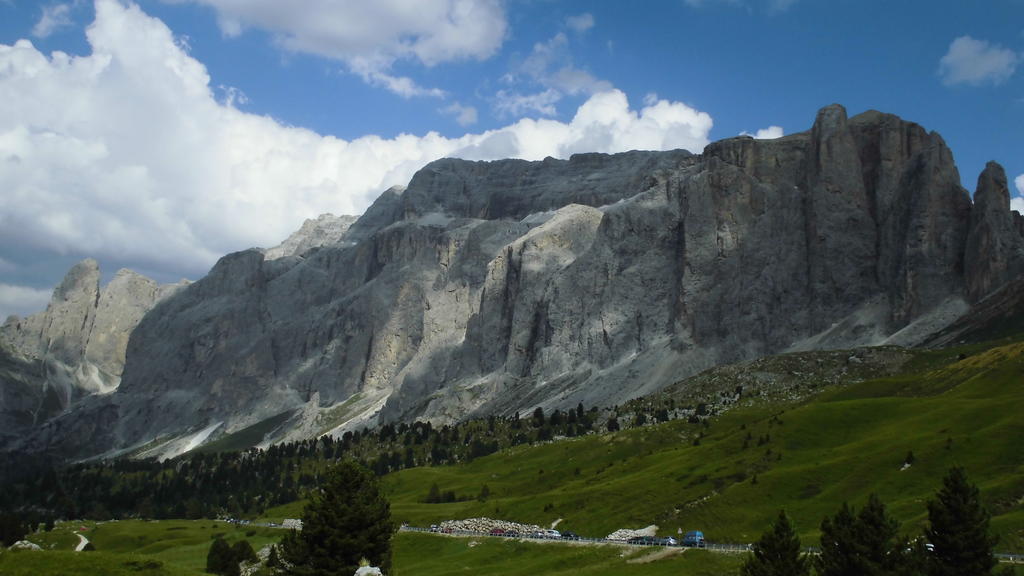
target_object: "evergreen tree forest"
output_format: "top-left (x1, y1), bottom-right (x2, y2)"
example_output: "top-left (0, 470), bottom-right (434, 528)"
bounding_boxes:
top-left (0, 404), bottom-right (605, 523)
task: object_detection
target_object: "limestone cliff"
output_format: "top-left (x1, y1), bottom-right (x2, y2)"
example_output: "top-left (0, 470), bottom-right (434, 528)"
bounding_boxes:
top-left (0, 262), bottom-right (186, 440)
top-left (15, 105), bottom-right (1024, 459)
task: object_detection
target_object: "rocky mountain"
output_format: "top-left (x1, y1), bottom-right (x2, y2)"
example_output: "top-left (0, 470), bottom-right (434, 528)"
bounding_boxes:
top-left (0, 261), bottom-right (186, 442)
top-left (11, 104), bottom-right (1024, 460)
top-left (263, 213), bottom-right (359, 260)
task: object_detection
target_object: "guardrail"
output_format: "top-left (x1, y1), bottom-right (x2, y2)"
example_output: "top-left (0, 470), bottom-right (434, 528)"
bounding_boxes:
top-left (400, 525), bottom-right (1022, 562)
top-left (399, 525), bottom-right (751, 552)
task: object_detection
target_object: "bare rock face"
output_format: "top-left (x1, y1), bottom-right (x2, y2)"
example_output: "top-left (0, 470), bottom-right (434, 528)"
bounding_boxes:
top-left (264, 213), bottom-right (358, 260)
top-left (3, 259), bottom-right (101, 364)
top-left (965, 162), bottom-right (1024, 301)
top-left (17, 105), bottom-right (1024, 459)
top-left (0, 262), bottom-right (185, 443)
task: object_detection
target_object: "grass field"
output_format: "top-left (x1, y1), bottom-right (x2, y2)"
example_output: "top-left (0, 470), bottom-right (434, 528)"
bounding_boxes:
top-left (379, 342), bottom-right (1024, 551)
top-left (4, 519), bottom-right (282, 575)
top-left (5, 339), bottom-right (1023, 574)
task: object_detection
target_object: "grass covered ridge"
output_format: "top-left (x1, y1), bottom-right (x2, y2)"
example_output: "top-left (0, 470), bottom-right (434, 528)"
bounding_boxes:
top-left (383, 342), bottom-right (1024, 550)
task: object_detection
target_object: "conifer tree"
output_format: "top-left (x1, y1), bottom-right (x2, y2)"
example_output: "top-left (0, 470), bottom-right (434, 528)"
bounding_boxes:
top-left (206, 537), bottom-right (234, 576)
top-left (741, 510), bottom-right (810, 576)
top-left (855, 493), bottom-right (902, 574)
top-left (818, 502), bottom-right (860, 576)
top-left (230, 539), bottom-right (257, 566)
top-left (926, 467), bottom-right (997, 576)
top-left (281, 459), bottom-right (394, 576)
top-left (818, 495), bottom-right (902, 576)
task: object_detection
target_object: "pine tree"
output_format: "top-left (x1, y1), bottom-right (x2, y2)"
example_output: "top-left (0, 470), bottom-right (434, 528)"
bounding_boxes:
top-left (0, 513), bottom-right (27, 547)
top-left (818, 495), bottom-right (902, 576)
top-left (818, 502), bottom-right (861, 576)
top-left (281, 459), bottom-right (395, 576)
top-left (230, 539), bottom-right (258, 565)
top-left (741, 510), bottom-right (810, 576)
top-left (925, 467), bottom-right (998, 576)
top-left (855, 493), bottom-right (902, 575)
top-left (206, 537), bottom-right (234, 576)
top-left (266, 544), bottom-right (280, 568)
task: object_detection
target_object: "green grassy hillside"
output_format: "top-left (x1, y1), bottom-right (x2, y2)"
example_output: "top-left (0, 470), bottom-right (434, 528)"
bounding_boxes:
top-left (382, 342), bottom-right (1024, 551)
top-left (4, 519), bottom-right (282, 576)
top-left (7, 340), bottom-right (1022, 575)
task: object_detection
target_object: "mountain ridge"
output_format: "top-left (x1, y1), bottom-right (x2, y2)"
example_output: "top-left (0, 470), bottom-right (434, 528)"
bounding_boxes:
top-left (6, 103), bottom-right (1023, 460)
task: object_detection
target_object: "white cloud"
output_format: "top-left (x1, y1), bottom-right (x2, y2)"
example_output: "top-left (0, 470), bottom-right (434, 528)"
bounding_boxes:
top-left (164, 0), bottom-right (507, 98)
top-left (1013, 175), bottom-right (1024, 214)
top-left (566, 13), bottom-right (594, 34)
top-left (939, 36), bottom-right (1019, 86)
top-left (519, 33), bottom-right (612, 96)
top-left (440, 102), bottom-right (478, 126)
top-left (494, 88), bottom-right (562, 117)
top-left (33, 3), bottom-right (75, 38)
top-left (741, 125), bottom-right (784, 139)
top-left (0, 0), bottom-right (713, 289)
top-left (0, 283), bottom-right (53, 321)
top-left (349, 63), bottom-right (446, 99)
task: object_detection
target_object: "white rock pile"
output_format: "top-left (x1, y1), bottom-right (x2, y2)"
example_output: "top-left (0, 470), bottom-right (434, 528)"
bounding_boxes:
top-left (605, 525), bottom-right (658, 541)
top-left (439, 518), bottom-right (543, 534)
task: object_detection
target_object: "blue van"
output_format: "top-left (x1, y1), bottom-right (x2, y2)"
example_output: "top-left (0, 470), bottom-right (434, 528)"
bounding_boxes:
top-left (682, 530), bottom-right (706, 548)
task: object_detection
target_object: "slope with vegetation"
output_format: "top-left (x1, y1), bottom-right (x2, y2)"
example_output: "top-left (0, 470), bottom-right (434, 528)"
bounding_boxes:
top-left (379, 339), bottom-right (1024, 551)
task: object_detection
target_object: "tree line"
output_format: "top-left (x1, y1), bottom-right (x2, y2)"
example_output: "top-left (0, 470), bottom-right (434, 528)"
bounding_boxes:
top-left (741, 467), bottom-right (1010, 576)
top-left (0, 404), bottom-right (605, 528)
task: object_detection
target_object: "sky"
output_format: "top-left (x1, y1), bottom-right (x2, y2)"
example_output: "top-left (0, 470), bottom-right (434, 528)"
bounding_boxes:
top-left (0, 0), bottom-right (1023, 320)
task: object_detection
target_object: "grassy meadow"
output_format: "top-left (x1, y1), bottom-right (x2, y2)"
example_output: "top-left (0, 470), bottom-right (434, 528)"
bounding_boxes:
top-left (4, 339), bottom-right (1023, 574)
top-left (379, 342), bottom-right (1024, 550)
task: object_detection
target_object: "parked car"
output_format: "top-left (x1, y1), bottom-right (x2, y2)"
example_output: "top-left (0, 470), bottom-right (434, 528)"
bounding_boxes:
top-left (527, 530), bottom-right (545, 539)
top-left (561, 531), bottom-right (581, 540)
top-left (658, 536), bottom-right (678, 546)
top-left (682, 530), bottom-right (706, 548)
top-left (505, 530), bottom-right (519, 538)
top-left (542, 529), bottom-right (561, 539)
top-left (489, 528), bottom-right (506, 536)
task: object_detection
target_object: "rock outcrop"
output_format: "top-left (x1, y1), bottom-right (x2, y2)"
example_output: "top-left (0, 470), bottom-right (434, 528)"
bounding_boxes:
top-left (263, 213), bottom-right (358, 260)
top-left (0, 262), bottom-right (186, 442)
top-left (15, 105), bottom-right (1024, 459)
top-left (964, 162), bottom-right (1024, 301)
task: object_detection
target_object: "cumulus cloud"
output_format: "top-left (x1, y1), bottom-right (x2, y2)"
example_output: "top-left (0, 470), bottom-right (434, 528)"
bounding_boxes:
top-left (566, 13), bottom-right (594, 34)
top-left (0, 283), bottom-right (53, 320)
top-left (939, 36), bottom-right (1019, 86)
top-left (0, 0), bottom-right (714, 295)
top-left (440, 102), bottom-right (478, 126)
top-left (494, 88), bottom-right (562, 117)
top-left (494, 30), bottom-right (612, 118)
top-left (519, 32), bottom-right (612, 96)
top-left (741, 126), bottom-right (784, 139)
top-left (1013, 175), bottom-right (1024, 214)
top-left (163, 0), bottom-right (507, 98)
top-left (33, 2), bottom-right (76, 38)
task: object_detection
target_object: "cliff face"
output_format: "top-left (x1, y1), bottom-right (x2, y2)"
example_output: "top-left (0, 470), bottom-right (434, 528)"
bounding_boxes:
top-left (0, 261), bottom-right (185, 441)
top-left (16, 105), bottom-right (1024, 459)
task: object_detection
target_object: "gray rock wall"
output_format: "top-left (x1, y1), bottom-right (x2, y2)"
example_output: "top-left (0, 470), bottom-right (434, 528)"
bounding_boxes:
top-left (15, 104), bottom-right (1024, 459)
top-left (0, 261), bottom-right (185, 442)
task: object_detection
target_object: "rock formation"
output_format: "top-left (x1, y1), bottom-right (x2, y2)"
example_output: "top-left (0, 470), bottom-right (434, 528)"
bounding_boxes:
top-left (0, 261), bottom-right (185, 441)
top-left (13, 104), bottom-right (1024, 459)
top-left (263, 213), bottom-right (358, 260)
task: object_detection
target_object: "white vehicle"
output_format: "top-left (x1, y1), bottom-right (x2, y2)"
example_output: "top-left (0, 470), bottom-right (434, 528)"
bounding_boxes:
top-left (542, 529), bottom-right (561, 539)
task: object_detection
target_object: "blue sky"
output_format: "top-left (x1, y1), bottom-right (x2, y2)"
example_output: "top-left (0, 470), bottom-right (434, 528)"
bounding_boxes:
top-left (0, 0), bottom-right (1022, 319)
